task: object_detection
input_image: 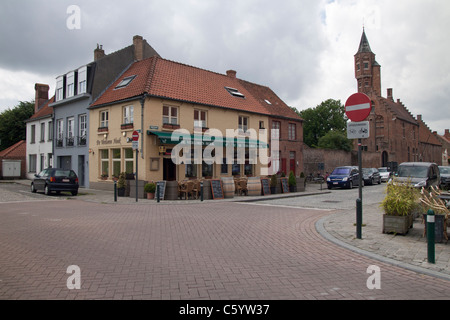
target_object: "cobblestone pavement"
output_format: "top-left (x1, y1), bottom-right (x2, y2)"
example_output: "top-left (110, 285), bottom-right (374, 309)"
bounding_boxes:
top-left (0, 181), bottom-right (449, 300)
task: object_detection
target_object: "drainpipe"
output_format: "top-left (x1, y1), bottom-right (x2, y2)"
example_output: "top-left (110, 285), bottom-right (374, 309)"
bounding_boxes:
top-left (140, 94), bottom-right (147, 159)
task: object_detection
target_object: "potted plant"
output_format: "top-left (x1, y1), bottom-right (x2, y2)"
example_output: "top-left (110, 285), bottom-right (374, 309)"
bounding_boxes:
top-left (381, 179), bottom-right (419, 235)
top-left (297, 172), bottom-right (306, 192)
top-left (144, 182), bottom-right (156, 199)
top-left (420, 186), bottom-right (449, 243)
top-left (117, 172), bottom-right (126, 197)
top-left (101, 172), bottom-right (108, 180)
top-left (270, 174), bottom-right (277, 194)
top-left (288, 171), bottom-right (297, 192)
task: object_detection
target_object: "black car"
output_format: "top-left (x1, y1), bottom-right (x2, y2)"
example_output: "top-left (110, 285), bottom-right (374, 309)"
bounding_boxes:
top-left (439, 166), bottom-right (450, 189)
top-left (362, 168), bottom-right (381, 185)
top-left (31, 168), bottom-right (79, 196)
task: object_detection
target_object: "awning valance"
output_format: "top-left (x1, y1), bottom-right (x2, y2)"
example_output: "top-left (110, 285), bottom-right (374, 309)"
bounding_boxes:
top-left (147, 130), bottom-right (268, 148)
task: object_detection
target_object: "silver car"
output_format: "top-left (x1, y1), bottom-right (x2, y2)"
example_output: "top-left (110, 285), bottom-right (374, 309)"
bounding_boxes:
top-left (393, 162), bottom-right (440, 189)
top-left (378, 167), bottom-right (391, 182)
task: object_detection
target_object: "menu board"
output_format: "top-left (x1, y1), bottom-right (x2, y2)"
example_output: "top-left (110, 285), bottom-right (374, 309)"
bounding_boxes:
top-left (280, 178), bottom-right (289, 193)
top-left (261, 178), bottom-right (270, 195)
top-left (210, 179), bottom-right (224, 199)
top-left (156, 180), bottom-right (166, 200)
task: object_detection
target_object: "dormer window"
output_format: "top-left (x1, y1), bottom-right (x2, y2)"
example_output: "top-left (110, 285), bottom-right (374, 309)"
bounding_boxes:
top-left (225, 87), bottom-right (245, 98)
top-left (66, 72), bottom-right (75, 98)
top-left (78, 66), bottom-right (87, 94)
top-left (56, 76), bottom-right (64, 101)
top-left (115, 75), bottom-right (136, 89)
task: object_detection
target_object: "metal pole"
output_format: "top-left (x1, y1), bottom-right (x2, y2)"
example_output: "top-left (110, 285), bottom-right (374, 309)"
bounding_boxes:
top-left (114, 180), bottom-right (117, 202)
top-left (135, 149), bottom-right (138, 202)
top-left (356, 138), bottom-right (363, 239)
top-left (427, 209), bottom-right (435, 264)
top-left (201, 181), bottom-right (204, 202)
top-left (157, 183), bottom-right (160, 203)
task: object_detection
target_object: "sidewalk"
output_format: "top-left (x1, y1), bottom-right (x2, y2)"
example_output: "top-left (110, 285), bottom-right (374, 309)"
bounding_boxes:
top-left (3, 179), bottom-right (449, 281)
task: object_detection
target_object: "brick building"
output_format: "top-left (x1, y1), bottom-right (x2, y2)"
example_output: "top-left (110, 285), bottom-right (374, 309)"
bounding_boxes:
top-left (354, 29), bottom-right (442, 168)
top-left (436, 129), bottom-right (450, 165)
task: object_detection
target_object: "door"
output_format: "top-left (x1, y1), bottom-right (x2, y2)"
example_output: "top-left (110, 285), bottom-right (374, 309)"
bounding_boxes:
top-left (163, 158), bottom-right (176, 181)
top-left (59, 156), bottom-right (72, 170)
top-left (78, 155), bottom-right (85, 187)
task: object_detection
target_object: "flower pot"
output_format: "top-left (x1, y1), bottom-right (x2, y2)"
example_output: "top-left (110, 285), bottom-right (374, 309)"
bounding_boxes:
top-left (117, 188), bottom-right (125, 197)
top-left (382, 214), bottom-right (413, 235)
top-left (289, 185), bottom-right (297, 192)
top-left (270, 186), bottom-right (276, 194)
top-left (147, 192), bottom-right (155, 200)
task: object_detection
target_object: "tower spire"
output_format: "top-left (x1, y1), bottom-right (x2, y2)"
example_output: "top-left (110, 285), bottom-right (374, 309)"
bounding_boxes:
top-left (357, 28), bottom-right (372, 54)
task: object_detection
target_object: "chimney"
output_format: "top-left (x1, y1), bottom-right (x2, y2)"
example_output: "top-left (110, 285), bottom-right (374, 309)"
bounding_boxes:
top-left (445, 129), bottom-right (450, 139)
top-left (133, 35), bottom-right (144, 61)
top-left (34, 83), bottom-right (49, 113)
top-left (226, 70), bottom-right (237, 78)
top-left (387, 88), bottom-right (393, 101)
top-left (94, 44), bottom-right (105, 61)
top-left (417, 114), bottom-right (422, 122)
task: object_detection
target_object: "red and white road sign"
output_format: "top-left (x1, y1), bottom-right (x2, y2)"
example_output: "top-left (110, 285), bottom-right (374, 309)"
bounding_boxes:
top-left (132, 131), bottom-right (139, 141)
top-left (345, 93), bottom-right (371, 122)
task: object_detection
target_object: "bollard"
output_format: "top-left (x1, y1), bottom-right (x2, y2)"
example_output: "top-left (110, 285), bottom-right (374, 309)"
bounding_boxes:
top-left (156, 183), bottom-right (160, 203)
top-left (114, 180), bottom-right (117, 202)
top-left (201, 181), bottom-right (204, 202)
top-left (427, 209), bottom-right (435, 264)
top-left (356, 198), bottom-right (362, 239)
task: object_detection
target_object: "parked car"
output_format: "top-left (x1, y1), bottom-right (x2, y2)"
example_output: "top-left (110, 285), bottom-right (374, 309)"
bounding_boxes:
top-left (31, 168), bottom-right (79, 196)
top-left (327, 166), bottom-right (362, 189)
top-left (439, 166), bottom-right (450, 189)
top-left (392, 162), bottom-right (440, 189)
top-left (378, 167), bottom-right (391, 182)
top-left (362, 168), bottom-right (381, 185)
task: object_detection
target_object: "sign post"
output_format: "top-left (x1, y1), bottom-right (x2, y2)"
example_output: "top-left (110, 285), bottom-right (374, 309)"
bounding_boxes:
top-left (132, 131), bottom-right (139, 202)
top-left (345, 93), bottom-right (371, 239)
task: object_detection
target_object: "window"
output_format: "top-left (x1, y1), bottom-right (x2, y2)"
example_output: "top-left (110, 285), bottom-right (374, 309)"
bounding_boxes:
top-left (112, 149), bottom-right (121, 178)
top-left (79, 114), bottom-right (87, 146)
top-left (67, 117), bottom-right (75, 146)
top-left (288, 123), bottom-right (296, 141)
top-left (48, 121), bottom-right (53, 141)
top-left (56, 76), bottom-right (64, 101)
top-left (194, 110), bottom-right (207, 128)
top-left (78, 66), bottom-right (87, 94)
top-left (238, 116), bottom-right (248, 132)
top-left (163, 106), bottom-right (178, 125)
top-left (357, 63), bottom-right (360, 71)
top-left (40, 154), bottom-right (45, 172)
top-left (221, 157), bottom-right (228, 174)
top-left (40, 123), bottom-right (45, 142)
top-left (259, 121), bottom-right (265, 129)
top-left (100, 149), bottom-right (109, 178)
top-left (124, 148), bottom-right (133, 174)
top-left (364, 62), bottom-right (369, 69)
top-left (100, 110), bottom-right (109, 128)
top-left (202, 161), bottom-right (213, 178)
top-left (29, 154), bottom-right (37, 173)
top-left (30, 125), bottom-right (36, 144)
top-left (56, 119), bottom-right (64, 147)
top-left (272, 121), bottom-right (281, 139)
top-left (123, 106), bottom-right (134, 125)
top-left (66, 72), bottom-right (75, 98)
top-left (225, 87), bottom-right (245, 98)
top-left (115, 75), bottom-right (136, 89)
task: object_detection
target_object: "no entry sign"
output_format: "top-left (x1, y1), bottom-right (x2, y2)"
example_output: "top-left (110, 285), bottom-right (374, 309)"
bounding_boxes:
top-left (132, 131), bottom-right (140, 141)
top-left (345, 93), bottom-right (371, 122)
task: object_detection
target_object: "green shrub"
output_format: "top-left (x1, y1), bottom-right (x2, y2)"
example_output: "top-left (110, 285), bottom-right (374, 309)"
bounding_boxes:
top-left (381, 179), bottom-right (420, 216)
top-left (144, 182), bottom-right (156, 193)
top-left (288, 171), bottom-right (296, 186)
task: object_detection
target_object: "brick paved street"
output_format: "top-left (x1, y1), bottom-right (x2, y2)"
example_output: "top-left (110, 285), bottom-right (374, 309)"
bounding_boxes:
top-left (0, 198), bottom-right (449, 300)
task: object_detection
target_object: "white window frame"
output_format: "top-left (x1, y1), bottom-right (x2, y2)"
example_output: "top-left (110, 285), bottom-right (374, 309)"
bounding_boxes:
top-left (238, 116), bottom-right (248, 132)
top-left (194, 109), bottom-right (207, 128)
top-left (57, 119), bottom-right (64, 147)
top-left (123, 106), bottom-right (134, 124)
top-left (40, 122), bottom-right (45, 142)
top-left (288, 123), bottom-right (296, 141)
top-left (79, 114), bottom-right (87, 140)
top-left (77, 66), bottom-right (87, 95)
top-left (56, 76), bottom-right (64, 101)
top-left (100, 110), bottom-right (109, 128)
top-left (66, 72), bottom-right (75, 98)
top-left (163, 106), bottom-right (178, 125)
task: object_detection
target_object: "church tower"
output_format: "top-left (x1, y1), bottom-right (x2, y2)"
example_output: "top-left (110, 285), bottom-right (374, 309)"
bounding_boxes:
top-left (354, 29), bottom-right (381, 98)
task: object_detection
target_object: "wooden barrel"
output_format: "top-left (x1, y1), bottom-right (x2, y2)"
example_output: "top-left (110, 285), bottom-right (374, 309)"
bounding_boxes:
top-left (202, 179), bottom-right (212, 200)
top-left (247, 177), bottom-right (261, 196)
top-left (221, 177), bottom-right (235, 198)
top-left (165, 181), bottom-right (179, 200)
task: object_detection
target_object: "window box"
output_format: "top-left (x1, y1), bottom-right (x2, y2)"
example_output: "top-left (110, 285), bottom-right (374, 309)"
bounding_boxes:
top-left (56, 139), bottom-right (64, 148)
top-left (121, 123), bottom-right (134, 130)
top-left (162, 123), bottom-right (180, 130)
top-left (66, 137), bottom-right (75, 147)
top-left (98, 127), bottom-right (109, 133)
top-left (78, 136), bottom-right (87, 146)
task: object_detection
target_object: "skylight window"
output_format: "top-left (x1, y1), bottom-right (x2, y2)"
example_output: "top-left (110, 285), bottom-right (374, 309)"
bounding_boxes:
top-left (264, 99), bottom-right (272, 105)
top-left (225, 87), bottom-right (245, 98)
top-left (115, 75), bottom-right (137, 89)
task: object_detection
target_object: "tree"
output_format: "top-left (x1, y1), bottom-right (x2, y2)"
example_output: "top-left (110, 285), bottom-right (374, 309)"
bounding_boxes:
top-left (0, 101), bottom-right (34, 151)
top-left (298, 99), bottom-right (347, 148)
top-left (317, 130), bottom-right (353, 152)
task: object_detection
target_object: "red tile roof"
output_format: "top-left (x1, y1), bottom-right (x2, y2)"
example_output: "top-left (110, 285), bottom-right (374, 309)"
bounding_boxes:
top-left (29, 96), bottom-right (55, 121)
top-left (0, 140), bottom-right (26, 159)
top-left (91, 57), bottom-right (302, 121)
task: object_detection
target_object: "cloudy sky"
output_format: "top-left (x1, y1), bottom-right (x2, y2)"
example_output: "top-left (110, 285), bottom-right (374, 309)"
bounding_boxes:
top-left (1, 0), bottom-right (449, 134)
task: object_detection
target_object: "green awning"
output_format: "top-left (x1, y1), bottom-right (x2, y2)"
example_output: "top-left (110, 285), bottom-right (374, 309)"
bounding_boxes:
top-left (147, 130), bottom-right (268, 148)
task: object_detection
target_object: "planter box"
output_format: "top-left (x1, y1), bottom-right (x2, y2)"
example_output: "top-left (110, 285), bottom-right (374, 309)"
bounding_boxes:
top-left (422, 213), bottom-right (448, 243)
top-left (382, 214), bottom-right (414, 235)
